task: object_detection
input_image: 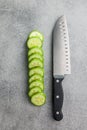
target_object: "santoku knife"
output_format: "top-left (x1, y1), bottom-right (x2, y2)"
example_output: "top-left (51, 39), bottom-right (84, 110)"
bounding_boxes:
top-left (53, 15), bottom-right (71, 121)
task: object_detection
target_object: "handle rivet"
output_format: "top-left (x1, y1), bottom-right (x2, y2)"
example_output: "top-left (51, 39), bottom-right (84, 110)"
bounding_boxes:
top-left (56, 111), bottom-right (59, 115)
top-left (56, 95), bottom-right (59, 99)
top-left (56, 79), bottom-right (59, 83)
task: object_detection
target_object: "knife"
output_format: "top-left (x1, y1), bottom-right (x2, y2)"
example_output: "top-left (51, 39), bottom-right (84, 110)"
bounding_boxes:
top-left (53, 16), bottom-right (71, 121)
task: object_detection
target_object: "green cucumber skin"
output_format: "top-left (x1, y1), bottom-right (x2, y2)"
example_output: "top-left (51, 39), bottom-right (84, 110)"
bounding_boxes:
top-left (28, 54), bottom-right (44, 62)
top-left (29, 30), bottom-right (44, 42)
top-left (27, 37), bottom-right (42, 49)
top-left (28, 87), bottom-right (42, 97)
top-left (29, 67), bottom-right (44, 77)
top-left (28, 48), bottom-right (43, 57)
top-left (29, 58), bottom-right (43, 69)
top-left (29, 80), bottom-right (44, 91)
top-left (29, 74), bottom-right (43, 83)
top-left (31, 92), bottom-right (46, 106)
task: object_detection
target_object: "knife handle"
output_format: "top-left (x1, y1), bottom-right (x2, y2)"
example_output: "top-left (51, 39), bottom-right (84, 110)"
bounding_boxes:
top-left (53, 77), bottom-right (64, 121)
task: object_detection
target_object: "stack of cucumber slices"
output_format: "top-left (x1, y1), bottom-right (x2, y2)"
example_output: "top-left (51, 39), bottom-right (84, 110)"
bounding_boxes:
top-left (27, 30), bottom-right (46, 106)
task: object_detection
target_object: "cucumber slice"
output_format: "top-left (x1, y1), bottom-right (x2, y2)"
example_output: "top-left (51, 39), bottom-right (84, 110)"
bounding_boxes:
top-left (27, 38), bottom-right (42, 49)
top-left (28, 48), bottom-right (43, 56)
top-left (29, 81), bottom-right (44, 90)
top-left (29, 74), bottom-right (43, 83)
top-left (31, 92), bottom-right (46, 106)
top-left (28, 87), bottom-right (42, 97)
top-left (29, 59), bottom-right (43, 69)
top-left (28, 54), bottom-right (44, 62)
top-left (29, 67), bottom-right (44, 77)
top-left (29, 30), bottom-right (44, 42)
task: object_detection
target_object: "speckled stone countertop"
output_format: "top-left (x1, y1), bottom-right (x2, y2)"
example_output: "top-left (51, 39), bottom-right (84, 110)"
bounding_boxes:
top-left (0, 0), bottom-right (87, 130)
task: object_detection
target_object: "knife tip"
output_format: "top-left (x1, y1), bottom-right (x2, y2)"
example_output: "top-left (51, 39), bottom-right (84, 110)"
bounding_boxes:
top-left (59, 15), bottom-right (66, 20)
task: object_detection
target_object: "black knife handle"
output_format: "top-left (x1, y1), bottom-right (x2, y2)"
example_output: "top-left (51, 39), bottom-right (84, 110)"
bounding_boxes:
top-left (53, 76), bottom-right (64, 121)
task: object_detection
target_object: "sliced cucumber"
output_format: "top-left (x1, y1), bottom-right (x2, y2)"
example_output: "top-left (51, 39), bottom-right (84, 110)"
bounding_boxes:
top-left (29, 59), bottom-right (43, 69)
top-left (29, 74), bottom-right (43, 83)
top-left (29, 81), bottom-right (44, 90)
top-left (28, 48), bottom-right (43, 56)
top-left (27, 38), bottom-right (42, 49)
top-left (28, 53), bottom-right (44, 62)
top-left (31, 92), bottom-right (46, 106)
top-left (29, 30), bottom-right (44, 42)
top-left (27, 30), bottom-right (46, 106)
top-left (28, 87), bottom-right (42, 97)
top-left (29, 67), bottom-right (44, 77)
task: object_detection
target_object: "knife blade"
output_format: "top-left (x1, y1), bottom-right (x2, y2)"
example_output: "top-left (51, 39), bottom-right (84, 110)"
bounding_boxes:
top-left (53, 15), bottom-right (71, 121)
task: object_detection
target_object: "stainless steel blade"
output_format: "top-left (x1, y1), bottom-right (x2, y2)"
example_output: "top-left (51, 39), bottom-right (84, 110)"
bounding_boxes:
top-left (53, 15), bottom-right (71, 76)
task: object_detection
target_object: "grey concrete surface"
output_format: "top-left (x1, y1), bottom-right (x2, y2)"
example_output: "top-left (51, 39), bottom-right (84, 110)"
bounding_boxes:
top-left (0, 0), bottom-right (87, 130)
